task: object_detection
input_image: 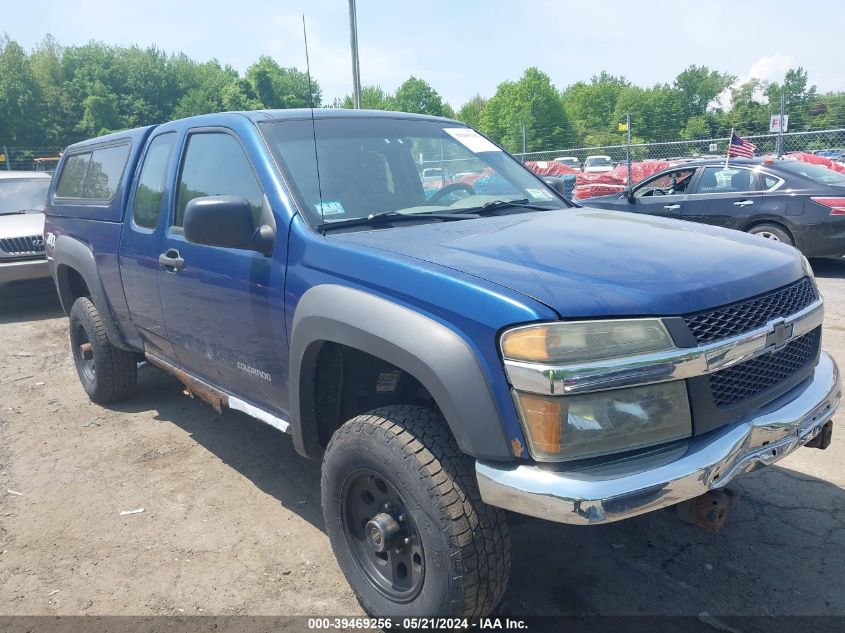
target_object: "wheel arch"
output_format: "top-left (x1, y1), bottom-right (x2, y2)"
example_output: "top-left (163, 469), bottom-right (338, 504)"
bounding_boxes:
top-left (289, 285), bottom-right (514, 462)
top-left (52, 234), bottom-right (133, 350)
top-left (741, 217), bottom-right (796, 243)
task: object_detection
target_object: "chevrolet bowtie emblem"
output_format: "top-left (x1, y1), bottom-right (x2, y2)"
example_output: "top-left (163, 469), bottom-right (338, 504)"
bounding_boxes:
top-left (766, 319), bottom-right (794, 350)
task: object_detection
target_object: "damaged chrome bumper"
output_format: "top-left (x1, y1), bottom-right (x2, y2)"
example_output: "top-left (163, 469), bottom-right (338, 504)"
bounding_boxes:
top-left (477, 352), bottom-right (841, 525)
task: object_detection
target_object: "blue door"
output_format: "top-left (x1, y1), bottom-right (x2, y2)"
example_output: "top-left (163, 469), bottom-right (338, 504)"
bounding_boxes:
top-left (119, 131), bottom-right (178, 361)
top-left (155, 129), bottom-right (289, 415)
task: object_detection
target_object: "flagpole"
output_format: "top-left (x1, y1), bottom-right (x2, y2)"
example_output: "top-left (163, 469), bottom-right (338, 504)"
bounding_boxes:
top-left (725, 128), bottom-right (733, 168)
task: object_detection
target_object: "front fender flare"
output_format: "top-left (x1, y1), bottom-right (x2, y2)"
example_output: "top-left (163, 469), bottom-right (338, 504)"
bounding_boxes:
top-left (289, 284), bottom-right (513, 461)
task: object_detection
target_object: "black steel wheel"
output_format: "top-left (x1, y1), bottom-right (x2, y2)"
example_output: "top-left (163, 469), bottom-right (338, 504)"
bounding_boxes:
top-left (321, 405), bottom-right (510, 618)
top-left (341, 469), bottom-right (425, 602)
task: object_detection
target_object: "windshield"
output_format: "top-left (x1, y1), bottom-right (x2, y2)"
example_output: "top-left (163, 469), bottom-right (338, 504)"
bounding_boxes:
top-left (0, 178), bottom-right (50, 214)
top-left (586, 156), bottom-right (612, 167)
top-left (779, 160), bottom-right (845, 186)
top-left (259, 117), bottom-right (564, 229)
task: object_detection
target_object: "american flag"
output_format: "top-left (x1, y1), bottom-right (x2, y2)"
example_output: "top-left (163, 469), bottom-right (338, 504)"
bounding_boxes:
top-left (728, 132), bottom-right (756, 158)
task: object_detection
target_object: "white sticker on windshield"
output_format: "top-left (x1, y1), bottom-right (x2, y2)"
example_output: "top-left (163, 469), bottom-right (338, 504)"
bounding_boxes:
top-left (443, 128), bottom-right (502, 153)
top-left (316, 200), bottom-right (345, 216)
top-left (526, 188), bottom-right (554, 200)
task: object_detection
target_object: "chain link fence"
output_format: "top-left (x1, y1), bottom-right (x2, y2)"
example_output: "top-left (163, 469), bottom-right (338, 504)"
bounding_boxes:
top-left (0, 146), bottom-right (63, 173)
top-left (515, 128), bottom-right (845, 165)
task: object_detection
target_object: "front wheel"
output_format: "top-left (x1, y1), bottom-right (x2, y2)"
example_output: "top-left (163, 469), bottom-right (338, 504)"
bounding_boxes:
top-left (321, 405), bottom-right (510, 618)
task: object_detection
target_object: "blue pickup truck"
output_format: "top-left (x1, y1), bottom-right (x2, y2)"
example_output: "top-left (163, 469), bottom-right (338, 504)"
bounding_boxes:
top-left (45, 109), bottom-right (840, 618)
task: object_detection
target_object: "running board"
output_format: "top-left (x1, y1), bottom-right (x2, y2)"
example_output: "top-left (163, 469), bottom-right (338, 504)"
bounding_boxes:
top-left (144, 351), bottom-right (290, 434)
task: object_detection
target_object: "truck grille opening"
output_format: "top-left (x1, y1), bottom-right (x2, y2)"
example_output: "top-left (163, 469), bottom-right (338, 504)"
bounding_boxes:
top-left (683, 277), bottom-right (817, 345)
top-left (0, 236), bottom-right (46, 256)
top-left (708, 327), bottom-right (820, 408)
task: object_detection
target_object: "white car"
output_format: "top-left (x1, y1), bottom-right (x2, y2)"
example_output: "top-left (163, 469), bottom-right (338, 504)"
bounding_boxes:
top-left (583, 155), bottom-right (614, 173)
top-left (553, 156), bottom-right (580, 169)
top-left (0, 171), bottom-right (52, 286)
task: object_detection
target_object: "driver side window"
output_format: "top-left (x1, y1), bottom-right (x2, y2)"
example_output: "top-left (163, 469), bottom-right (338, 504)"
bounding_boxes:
top-left (635, 169), bottom-right (696, 198)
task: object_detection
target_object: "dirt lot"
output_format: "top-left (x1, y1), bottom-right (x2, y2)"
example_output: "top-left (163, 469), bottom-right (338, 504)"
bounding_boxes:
top-left (1, 261), bottom-right (845, 619)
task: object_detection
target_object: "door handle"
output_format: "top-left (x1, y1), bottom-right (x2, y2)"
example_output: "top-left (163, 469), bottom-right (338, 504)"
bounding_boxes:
top-left (158, 248), bottom-right (184, 272)
top-left (663, 204), bottom-right (680, 210)
top-left (734, 200), bottom-right (755, 207)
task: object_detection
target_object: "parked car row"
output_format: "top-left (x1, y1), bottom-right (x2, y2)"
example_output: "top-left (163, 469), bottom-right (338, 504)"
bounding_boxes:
top-left (0, 171), bottom-right (52, 287)
top-left (584, 157), bottom-right (845, 257)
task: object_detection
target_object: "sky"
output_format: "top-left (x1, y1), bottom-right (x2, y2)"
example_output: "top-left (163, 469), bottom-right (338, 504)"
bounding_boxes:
top-left (4, 0), bottom-right (844, 108)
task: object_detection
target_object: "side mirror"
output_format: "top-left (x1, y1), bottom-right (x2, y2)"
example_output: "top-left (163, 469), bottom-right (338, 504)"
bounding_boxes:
top-left (183, 196), bottom-right (275, 253)
top-left (624, 188), bottom-right (635, 202)
top-left (542, 176), bottom-right (569, 199)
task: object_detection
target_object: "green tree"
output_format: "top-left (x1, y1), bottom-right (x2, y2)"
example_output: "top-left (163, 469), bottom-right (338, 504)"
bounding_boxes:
top-left (245, 55), bottom-right (320, 108)
top-left (332, 85), bottom-right (393, 110)
top-left (765, 67), bottom-right (817, 131)
top-left (390, 76), bottom-right (451, 117)
top-left (479, 67), bottom-right (575, 153)
top-left (728, 79), bottom-right (770, 135)
top-left (673, 65), bottom-right (734, 120)
top-left (561, 71), bottom-right (629, 143)
top-left (612, 83), bottom-right (685, 143)
top-left (0, 37), bottom-right (41, 144)
top-left (456, 94), bottom-right (487, 128)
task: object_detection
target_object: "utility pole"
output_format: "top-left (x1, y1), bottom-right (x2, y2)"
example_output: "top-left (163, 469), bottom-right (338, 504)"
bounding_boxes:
top-left (348, 0), bottom-right (362, 109)
top-left (776, 90), bottom-right (786, 158)
top-left (626, 112), bottom-right (632, 187)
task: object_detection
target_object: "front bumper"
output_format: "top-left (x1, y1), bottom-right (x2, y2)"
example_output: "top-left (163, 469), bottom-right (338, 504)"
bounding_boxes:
top-left (477, 351), bottom-right (841, 525)
top-left (0, 258), bottom-right (51, 285)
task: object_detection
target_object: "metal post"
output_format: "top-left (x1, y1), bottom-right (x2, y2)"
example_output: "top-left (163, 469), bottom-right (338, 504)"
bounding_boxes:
top-left (626, 113), bottom-right (632, 187)
top-left (776, 90), bottom-right (785, 158)
top-left (521, 125), bottom-right (526, 161)
top-left (348, 0), bottom-right (362, 109)
top-left (2, 146), bottom-right (9, 171)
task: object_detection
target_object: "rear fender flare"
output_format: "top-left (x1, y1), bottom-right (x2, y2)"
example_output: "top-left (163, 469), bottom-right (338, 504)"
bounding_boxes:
top-left (52, 234), bottom-right (132, 350)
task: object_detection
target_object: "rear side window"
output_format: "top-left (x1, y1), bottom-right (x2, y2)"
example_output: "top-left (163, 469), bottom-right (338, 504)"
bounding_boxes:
top-left (56, 154), bottom-right (90, 198)
top-left (55, 143), bottom-right (131, 201)
top-left (696, 167), bottom-right (754, 193)
top-left (132, 134), bottom-right (176, 229)
top-left (174, 132), bottom-right (263, 227)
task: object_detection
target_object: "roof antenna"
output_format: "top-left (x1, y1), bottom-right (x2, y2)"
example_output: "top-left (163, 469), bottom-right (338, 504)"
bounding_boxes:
top-left (302, 14), bottom-right (325, 228)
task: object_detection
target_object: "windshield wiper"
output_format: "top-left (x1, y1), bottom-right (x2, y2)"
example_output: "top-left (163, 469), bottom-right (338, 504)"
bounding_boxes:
top-left (318, 210), bottom-right (479, 233)
top-left (0, 209), bottom-right (29, 216)
top-left (442, 199), bottom-right (556, 216)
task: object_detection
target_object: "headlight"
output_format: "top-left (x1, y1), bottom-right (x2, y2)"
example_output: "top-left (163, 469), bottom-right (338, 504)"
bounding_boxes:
top-left (502, 319), bottom-right (691, 462)
top-left (501, 319), bottom-right (674, 364)
top-left (801, 254), bottom-right (815, 280)
top-left (513, 381), bottom-right (692, 462)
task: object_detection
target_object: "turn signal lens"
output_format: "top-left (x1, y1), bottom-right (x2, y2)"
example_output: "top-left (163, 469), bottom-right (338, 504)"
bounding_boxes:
top-left (501, 319), bottom-right (674, 364)
top-left (513, 394), bottom-right (562, 454)
top-left (501, 328), bottom-right (548, 362)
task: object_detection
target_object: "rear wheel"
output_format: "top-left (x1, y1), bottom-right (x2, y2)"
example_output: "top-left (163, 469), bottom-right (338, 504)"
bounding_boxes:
top-left (748, 223), bottom-right (793, 245)
top-left (69, 296), bottom-right (137, 403)
top-left (321, 405), bottom-right (510, 618)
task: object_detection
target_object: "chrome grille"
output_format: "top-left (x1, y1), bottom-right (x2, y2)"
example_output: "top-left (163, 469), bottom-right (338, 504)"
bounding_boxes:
top-left (0, 235), bottom-right (45, 255)
top-left (684, 277), bottom-right (817, 345)
top-left (709, 328), bottom-right (820, 408)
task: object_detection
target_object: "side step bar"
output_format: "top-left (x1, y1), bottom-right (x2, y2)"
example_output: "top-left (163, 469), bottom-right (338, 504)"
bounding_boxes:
top-left (145, 352), bottom-right (290, 434)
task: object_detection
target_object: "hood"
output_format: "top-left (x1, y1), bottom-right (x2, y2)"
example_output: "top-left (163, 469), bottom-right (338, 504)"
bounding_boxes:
top-left (0, 212), bottom-right (45, 241)
top-left (333, 208), bottom-right (805, 318)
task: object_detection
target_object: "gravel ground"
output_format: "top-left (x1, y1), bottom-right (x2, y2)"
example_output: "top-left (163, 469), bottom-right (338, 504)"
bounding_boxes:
top-left (1, 260), bottom-right (844, 619)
